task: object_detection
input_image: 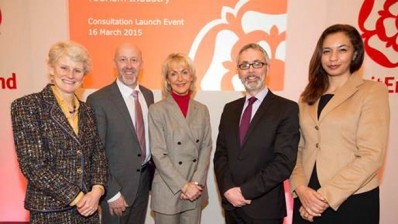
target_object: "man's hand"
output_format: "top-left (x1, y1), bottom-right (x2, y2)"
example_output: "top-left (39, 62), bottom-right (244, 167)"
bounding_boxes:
top-left (224, 187), bottom-right (251, 207)
top-left (108, 195), bottom-right (129, 216)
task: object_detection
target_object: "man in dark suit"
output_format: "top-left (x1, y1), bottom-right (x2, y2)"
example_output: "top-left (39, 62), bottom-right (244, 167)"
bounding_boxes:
top-left (214, 43), bottom-right (300, 224)
top-left (87, 43), bottom-right (154, 224)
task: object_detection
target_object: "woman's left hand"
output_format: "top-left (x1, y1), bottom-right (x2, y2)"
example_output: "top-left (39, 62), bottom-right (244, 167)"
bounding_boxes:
top-left (76, 188), bottom-right (103, 217)
top-left (180, 182), bottom-right (203, 201)
top-left (299, 206), bottom-right (315, 222)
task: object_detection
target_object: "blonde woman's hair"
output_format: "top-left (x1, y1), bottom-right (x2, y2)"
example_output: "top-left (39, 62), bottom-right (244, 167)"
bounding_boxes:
top-left (48, 40), bottom-right (92, 75)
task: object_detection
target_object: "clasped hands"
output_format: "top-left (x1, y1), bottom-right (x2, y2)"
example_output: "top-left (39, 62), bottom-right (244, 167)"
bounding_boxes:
top-left (296, 186), bottom-right (329, 222)
top-left (76, 187), bottom-right (104, 217)
top-left (224, 187), bottom-right (251, 207)
top-left (180, 182), bottom-right (203, 201)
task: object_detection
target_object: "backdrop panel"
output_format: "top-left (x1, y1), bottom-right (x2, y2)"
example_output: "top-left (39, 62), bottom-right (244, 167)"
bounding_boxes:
top-left (0, 0), bottom-right (396, 223)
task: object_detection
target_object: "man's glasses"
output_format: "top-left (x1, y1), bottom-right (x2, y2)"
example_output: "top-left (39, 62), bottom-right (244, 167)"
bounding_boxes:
top-left (238, 61), bottom-right (267, 70)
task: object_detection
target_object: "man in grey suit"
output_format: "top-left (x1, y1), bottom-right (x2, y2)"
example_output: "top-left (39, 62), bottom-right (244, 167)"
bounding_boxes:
top-left (87, 43), bottom-right (154, 224)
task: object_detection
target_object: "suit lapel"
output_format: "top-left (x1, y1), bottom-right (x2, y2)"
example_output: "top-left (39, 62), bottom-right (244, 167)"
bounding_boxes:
top-left (186, 100), bottom-right (200, 143)
top-left (319, 75), bottom-right (363, 122)
top-left (77, 103), bottom-right (91, 143)
top-left (241, 91), bottom-right (275, 147)
top-left (139, 85), bottom-right (153, 108)
top-left (109, 83), bottom-right (136, 136)
top-left (50, 105), bottom-right (81, 143)
top-left (167, 96), bottom-right (197, 143)
top-left (42, 86), bottom-right (81, 144)
top-left (233, 98), bottom-right (246, 148)
top-left (308, 100), bottom-right (319, 124)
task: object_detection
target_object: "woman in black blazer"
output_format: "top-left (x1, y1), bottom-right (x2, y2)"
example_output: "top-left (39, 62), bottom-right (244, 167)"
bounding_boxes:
top-left (11, 41), bottom-right (107, 223)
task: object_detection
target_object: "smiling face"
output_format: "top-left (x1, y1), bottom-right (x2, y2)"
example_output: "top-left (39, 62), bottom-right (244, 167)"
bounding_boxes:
top-left (114, 43), bottom-right (143, 89)
top-left (166, 62), bottom-right (193, 96)
top-left (237, 48), bottom-right (269, 95)
top-left (49, 55), bottom-right (85, 95)
top-left (321, 32), bottom-right (356, 78)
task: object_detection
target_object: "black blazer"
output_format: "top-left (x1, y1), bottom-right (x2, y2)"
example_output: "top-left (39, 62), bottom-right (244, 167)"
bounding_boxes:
top-left (86, 81), bottom-right (154, 205)
top-left (214, 90), bottom-right (299, 219)
top-left (11, 84), bottom-right (108, 213)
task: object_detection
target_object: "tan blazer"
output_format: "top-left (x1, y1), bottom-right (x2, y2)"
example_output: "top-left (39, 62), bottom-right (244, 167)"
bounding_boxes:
top-left (149, 96), bottom-right (212, 214)
top-left (290, 74), bottom-right (390, 210)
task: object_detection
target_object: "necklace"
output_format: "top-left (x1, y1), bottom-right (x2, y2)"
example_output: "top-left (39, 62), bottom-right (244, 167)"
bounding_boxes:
top-left (69, 106), bottom-right (77, 114)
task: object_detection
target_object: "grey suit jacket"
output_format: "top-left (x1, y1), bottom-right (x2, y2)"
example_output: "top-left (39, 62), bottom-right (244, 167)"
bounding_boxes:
top-left (149, 96), bottom-right (212, 214)
top-left (87, 81), bottom-right (154, 205)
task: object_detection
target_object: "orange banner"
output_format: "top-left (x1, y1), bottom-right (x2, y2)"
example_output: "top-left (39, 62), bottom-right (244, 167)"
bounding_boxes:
top-left (69, 0), bottom-right (287, 91)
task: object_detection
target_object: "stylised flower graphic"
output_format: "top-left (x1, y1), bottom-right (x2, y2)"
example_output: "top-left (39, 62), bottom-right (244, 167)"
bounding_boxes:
top-left (358, 0), bottom-right (398, 68)
top-left (189, 0), bottom-right (287, 91)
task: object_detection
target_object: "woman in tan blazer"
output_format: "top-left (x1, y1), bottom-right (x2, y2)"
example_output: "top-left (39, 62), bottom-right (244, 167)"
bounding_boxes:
top-left (148, 53), bottom-right (212, 224)
top-left (290, 24), bottom-right (390, 224)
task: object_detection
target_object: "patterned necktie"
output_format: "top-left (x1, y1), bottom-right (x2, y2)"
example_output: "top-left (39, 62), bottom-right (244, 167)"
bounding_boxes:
top-left (239, 97), bottom-right (257, 145)
top-left (132, 90), bottom-right (146, 160)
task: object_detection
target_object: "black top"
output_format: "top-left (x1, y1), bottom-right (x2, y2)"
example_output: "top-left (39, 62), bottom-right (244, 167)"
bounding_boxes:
top-left (317, 94), bottom-right (334, 118)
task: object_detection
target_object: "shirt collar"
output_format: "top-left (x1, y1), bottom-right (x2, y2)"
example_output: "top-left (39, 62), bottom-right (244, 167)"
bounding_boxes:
top-left (246, 88), bottom-right (268, 103)
top-left (116, 78), bottom-right (140, 97)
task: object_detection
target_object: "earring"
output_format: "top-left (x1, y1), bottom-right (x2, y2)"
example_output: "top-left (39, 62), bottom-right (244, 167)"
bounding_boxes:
top-left (352, 52), bottom-right (357, 61)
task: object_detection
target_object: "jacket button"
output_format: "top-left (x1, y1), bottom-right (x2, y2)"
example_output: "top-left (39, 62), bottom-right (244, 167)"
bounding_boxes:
top-left (137, 153), bottom-right (141, 157)
top-left (77, 168), bottom-right (83, 174)
top-left (136, 169), bottom-right (141, 172)
top-left (177, 141), bottom-right (181, 145)
top-left (193, 159), bottom-right (197, 162)
top-left (196, 139), bottom-right (199, 143)
top-left (179, 161), bottom-right (183, 165)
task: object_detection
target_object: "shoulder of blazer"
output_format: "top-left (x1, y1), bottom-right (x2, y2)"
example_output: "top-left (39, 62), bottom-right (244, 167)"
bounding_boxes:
top-left (11, 85), bottom-right (52, 112)
top-left (358, 78), bottom-right (388, 93)
top-left (87, 81), bottom-right (119, 100)
top-left (224, 96), bottom-right (245, 111)
top-left (265, 90), bottom-right (298, 109)
top-left (139, 84), bottom-right (153, 95)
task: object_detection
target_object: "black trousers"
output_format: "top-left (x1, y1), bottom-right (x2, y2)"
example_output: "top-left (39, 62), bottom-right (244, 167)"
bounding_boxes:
top-left (225, 208), bottom-right (283, 224)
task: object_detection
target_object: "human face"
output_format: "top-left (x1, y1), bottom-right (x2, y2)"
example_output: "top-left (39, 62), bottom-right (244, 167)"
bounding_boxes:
top-left (167, 63), bottom-right (193, 96)
top-left (237, 48), bottom-right (268, 94)
top-left (114, 44), bottom-right (143, 88)
top-left (321, 32), bottom-right (355, 78)
top-left (49, 55), bottom-right (85, 95)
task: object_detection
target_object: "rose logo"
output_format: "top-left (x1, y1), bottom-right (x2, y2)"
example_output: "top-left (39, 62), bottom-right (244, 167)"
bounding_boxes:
top-left (189, 0), bottom-right (287, 91)
top-left (358, 0), bottom-right (398, 68)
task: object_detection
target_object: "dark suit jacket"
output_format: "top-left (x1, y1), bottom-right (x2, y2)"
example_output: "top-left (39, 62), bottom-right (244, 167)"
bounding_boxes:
top-left (86, 81), bottom-right (154, 205)
top-left (11, 84), bottom-right (108, 213)
top-left (214, 90), bottom-right (299, 219)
